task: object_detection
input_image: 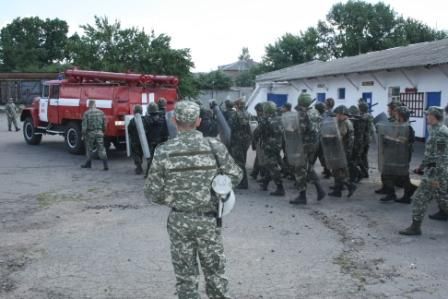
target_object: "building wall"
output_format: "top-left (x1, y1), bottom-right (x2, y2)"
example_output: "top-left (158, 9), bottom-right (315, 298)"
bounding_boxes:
top-left (248, 65), bottom-right (448, 138)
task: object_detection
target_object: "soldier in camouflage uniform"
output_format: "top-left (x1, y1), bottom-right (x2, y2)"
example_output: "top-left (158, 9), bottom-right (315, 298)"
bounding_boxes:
top-left (399, 107), bottom-right (448, 235)
top-left (144, 100), bottom-right (242, 299)
top-left (289, 94), bottom-right (326, 205)
top-left (280, 103), bottom-right (295, 180)
top-left (144, 103), bottom-right (169, 176)
top-left (81, 100), bottom-right (108, 170)
top-left (348, 105), bottom-right (365, 183)
top-left (5, 98), bottom-right (20, 131)
top-left (259, 101), bottom-right (285, 196)
top-left (358, 101), bottom-right (373, 178)
top-left (250, 103), bottom-right (265, 180)
top-left (228, 98), bottom-right (252, 189)
top-left (321, 98), bottom-right (335, 177)
top-left (127, 105), bottom-right (145, 174)
top-left (197, 103), bottom-right (219, 137)
top-left (380, 106), bottom-right (417, 203)
top-left (158, 98), bottom-right (167, 114)
top-left (328, 105), bottom-right (356, 197)
top-left (223, 100), bottom-right (235, 123)
top-left (375, 100), bottom-right (401, 194)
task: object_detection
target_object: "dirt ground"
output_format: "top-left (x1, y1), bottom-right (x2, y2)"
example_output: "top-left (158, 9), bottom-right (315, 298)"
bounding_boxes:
top-left (1, 113), bottom-right (447, 299)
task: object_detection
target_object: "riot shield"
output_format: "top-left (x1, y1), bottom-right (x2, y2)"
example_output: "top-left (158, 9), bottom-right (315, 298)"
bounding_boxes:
top-left (281, 111), bottom-right (305, 167)
top-left (255, 139), bottom-right (266, 167)
top-left (377, 122), bottom-right (409, 175)
top-left (212, 105), bottom-right (232, 147)
top-left (320, 117), bottom-right (347, 170)
top-left (124, 115), bottom-right (133, 157)
top-left (373, 112), bottom-right (388, 125)
top-left (134, 113), bottom-right (151, 159)
top-left (165, 110), bottom-right (178, 139)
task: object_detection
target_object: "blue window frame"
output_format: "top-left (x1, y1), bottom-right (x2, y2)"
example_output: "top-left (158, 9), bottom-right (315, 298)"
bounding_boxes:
top-left (338, 88), bottom-right (345, 100)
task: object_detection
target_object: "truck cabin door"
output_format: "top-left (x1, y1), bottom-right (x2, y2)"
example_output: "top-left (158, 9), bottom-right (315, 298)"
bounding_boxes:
top-left (48, 84), bottom-right (60, 123)
top-left (39, 84), bottom-right (50, 123)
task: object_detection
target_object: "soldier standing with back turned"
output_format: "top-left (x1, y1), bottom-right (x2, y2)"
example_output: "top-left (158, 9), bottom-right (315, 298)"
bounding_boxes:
top-left (144, 101), bottom-right (242, 299)
top-left (127, 105), bottom-right (145, 174)
top-left (5, 98), bottom-right (20, 132)
top-left (81, 100), bottom-right (109, 170)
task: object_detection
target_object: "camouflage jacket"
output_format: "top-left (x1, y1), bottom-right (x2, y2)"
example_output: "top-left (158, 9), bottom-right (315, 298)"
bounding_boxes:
top-left (229, 110), bottom-right (252, 147)
top-left (338, 118), bottom-right (354, 158)
top-left (360, 112), bottom-right (374, 144)
top-left (422, 123), bottom-right (448, 179)
top-left (144, 130), bottom-right (243, 212)
top-left (5, 103), bottom-right (17, 118)
top-left (81, 108), bottom-right (105, 135)
top-left (259, 115), bottom-right (283, 157)
top-left (197, 108), bottom-right (218, 137)
top-left (299, 108), bottom-right (320, 145)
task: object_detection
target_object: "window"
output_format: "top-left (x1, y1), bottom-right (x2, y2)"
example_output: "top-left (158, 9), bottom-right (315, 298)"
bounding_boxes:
top-left (42, 85), bottom-right (50, 98)
top-left (388, 87), bottom-right (400, 101)
top-left (50, 85), bottom-right (60, 99)
top-left (337, 88), bottom-right (345, 100)
top-left (400, 92), bottom-right (424, 118)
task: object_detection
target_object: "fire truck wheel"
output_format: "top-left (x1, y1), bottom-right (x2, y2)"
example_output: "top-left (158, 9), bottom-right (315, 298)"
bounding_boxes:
top-left (65, 122), bottom-right (84, 155)
top-left (23, 117), bottom-right (42, 145)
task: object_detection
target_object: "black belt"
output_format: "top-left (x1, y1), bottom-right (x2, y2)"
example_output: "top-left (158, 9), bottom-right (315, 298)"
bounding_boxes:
top-left (171, 207), bottom-right (217, 218)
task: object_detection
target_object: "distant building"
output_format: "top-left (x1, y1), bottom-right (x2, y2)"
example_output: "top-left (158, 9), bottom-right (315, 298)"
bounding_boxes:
top-left (0, 72), bottom-right (59, 105)
top-left (218, 59), bottom-right (258, 81)
top-left (248, 39), bottom-right (448, 139)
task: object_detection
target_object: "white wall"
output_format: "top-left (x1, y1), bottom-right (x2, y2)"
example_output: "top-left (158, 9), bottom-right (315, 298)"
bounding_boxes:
top-left (248, 65), bottom-right (448, 138)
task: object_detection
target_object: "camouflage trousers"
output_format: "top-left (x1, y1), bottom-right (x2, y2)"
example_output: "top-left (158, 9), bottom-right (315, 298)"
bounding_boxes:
top-left (295, 146), bottom-right (319, 192)
top-left (167, 211), bottom-right (230, 299)
top-left (130, 143), bottom-right (143, 167)
top-left (230, 143), bottom-right (249, 185)
top-left (262, 152), bottom-right (283, 185)
top-left (7, 115), bottom-right (19, 130)
top-left (412, 178), bottom-right (448, 222)
top-left (85, 131), bottom-right (107, 160)
top-left (332, 167), bottom-right (349, 188)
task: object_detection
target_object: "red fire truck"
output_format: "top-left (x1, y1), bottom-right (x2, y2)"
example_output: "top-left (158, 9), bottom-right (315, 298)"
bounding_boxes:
top-left (20, 69), bottom-right (179, 154)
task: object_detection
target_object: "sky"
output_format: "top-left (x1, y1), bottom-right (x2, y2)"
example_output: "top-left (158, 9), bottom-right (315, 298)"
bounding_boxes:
top-left (0, 0), bottom-right (447, 72)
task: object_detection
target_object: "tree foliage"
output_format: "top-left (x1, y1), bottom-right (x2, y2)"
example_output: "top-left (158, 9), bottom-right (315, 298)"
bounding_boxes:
top-left (197, 70), bottom-right (232, 90)
top-left (261, 0), bottom-right (447, 71)
top-left (0, 17), bottom-right (68, 71)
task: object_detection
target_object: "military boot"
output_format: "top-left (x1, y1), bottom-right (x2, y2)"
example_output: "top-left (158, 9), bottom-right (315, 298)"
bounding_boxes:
top-left (270, 183), bottom-right (285, 196)
top-left (399, 220), bottom-right (422, 236)
top-left (346, 183), bottom-right (357, 198)
top-left (81, 160), bottom-right (92, 169)
top-left (428, 209), bottom-right (448, 221)
top-left (260, 179), bottom-right (269, 191)
top-left (314, 182), bottom-right (326, 201)
top-left (289, 191), bottom-right (307, 205)
top-left (380, 193), bottom-right (396, 202)
top-left (135, 165), bottom-right (143, 175)
top-left (374, 186), bottom-right (388, 194)
top-left (328, 186), bottom-right (342, 198)
top-left (103, 160), bottom-right (109, 171)
top-left (237, 175), bottom-right (249, 190)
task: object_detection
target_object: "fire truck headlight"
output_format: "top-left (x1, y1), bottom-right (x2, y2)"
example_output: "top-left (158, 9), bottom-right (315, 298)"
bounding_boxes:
top-left (115, 121), bottom-right (125, 126)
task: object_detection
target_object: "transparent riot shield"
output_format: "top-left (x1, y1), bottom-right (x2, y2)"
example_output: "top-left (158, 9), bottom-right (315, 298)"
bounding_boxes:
top-left (212, 105), bottom-right (232, 147)
top-left (134, 113), bottom-right (151, 159)
top-left (125, 115), bottom-right (133, 157)
top-left (377, 122), bottom-right (409, 175)
top-left (320, 117), bottom-right (347, 170)
top-left (165, 110), bottom-right (178, 139)
top-left (281, 111), bottom-right (305, 167)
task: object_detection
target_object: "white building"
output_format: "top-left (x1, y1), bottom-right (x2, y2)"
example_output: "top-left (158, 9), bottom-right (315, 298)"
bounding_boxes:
top-left (247, 39), bottom-right (448, 138)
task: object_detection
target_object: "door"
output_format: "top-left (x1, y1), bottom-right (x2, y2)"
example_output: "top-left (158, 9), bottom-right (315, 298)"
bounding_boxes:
top-left (317, 93), bottom-right (326, 102)
top-left (267, 93), bottom-right (288, 107)
top-left (47, 84), bottom-right (60, 123)
top-left (362, 92), bottom-right (373, 111)
top-left (425, 92), bottom-right (442, 139)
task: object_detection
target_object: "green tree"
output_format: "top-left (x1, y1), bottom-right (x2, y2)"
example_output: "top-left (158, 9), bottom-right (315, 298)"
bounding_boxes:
top-left (0, 17), bottom-right (68, 71)
top-left (66, 16), bottom-right (197, 97)
top-left (197, 70), bottom-right (232, 90)
top-left (238, 47), bottom-right (251, 61)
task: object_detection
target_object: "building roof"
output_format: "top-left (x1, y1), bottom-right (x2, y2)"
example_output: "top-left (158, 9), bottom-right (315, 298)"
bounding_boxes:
top-left (219, 59), bottom-right (258, 72)
top-left (256, 38), bottom-right (448, 82)
top-left (0, 72), bottom-right (59, 80)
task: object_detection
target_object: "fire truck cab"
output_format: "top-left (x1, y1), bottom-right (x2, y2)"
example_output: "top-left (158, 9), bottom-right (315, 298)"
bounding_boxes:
top-left (20, 69), bottom-right (179, 154)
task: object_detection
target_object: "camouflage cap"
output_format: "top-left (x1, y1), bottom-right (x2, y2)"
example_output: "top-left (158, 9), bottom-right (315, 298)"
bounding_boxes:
top-left (387, 100), bottom-right (401, 109)
top-left (147, 103), bottom-right (159, 114)
top-left (263, 101), bottom-right (277, 115)
top-left (396, 106), bottom-right (410, 121)
top-left (426, 106), bottom-right (444, 120)
top-left (358, 101), bottom-right (369, 113)
top-left (334, 105), bottom-right (349, 115)
top-left (133, 104), bottom-right (143, 114)
top-left (175, 100), bottom-right (200, 123)
top-left (348, 105), bottom-right (360, 116)
top-left (297, 93), bottom-right (313, 108)
top-left (158, 98), bottom-right (167, 109)
top-left (314, 102), bottom-right (325, 114)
